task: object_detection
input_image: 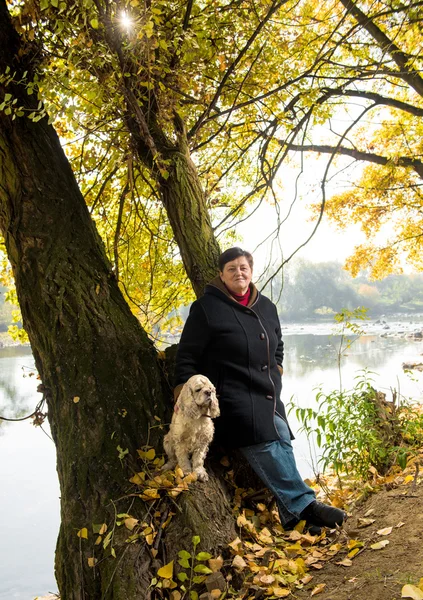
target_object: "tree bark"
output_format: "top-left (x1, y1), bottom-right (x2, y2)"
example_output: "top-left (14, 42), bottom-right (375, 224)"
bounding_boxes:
top-left (0, 3), bottom-right (235, 597)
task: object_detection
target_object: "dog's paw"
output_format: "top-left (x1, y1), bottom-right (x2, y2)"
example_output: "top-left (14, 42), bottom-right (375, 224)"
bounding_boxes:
top-left (195, 467), bottom-right (209, 482)
top-left (161, 461), bottom-right (175, 472)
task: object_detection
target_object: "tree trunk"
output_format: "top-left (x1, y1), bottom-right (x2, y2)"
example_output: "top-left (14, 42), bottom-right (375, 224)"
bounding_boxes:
top-left (159, 138), bottom-right (221, 298)
top-left (0, 3), bottom-right (235, 598)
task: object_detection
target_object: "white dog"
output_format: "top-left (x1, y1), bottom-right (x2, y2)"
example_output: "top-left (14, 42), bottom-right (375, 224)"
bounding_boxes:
top-left (162, 375), bottom-right (220, 482)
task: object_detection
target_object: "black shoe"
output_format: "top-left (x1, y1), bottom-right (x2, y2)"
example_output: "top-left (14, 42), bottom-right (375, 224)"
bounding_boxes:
top-left (283, 518), bottom-right (322, 537)
top-left (301, 501), bottom-right (346, 529)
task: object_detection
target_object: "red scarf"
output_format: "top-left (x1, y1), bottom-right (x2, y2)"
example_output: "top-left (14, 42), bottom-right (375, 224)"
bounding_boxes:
top-left (231, 287), bottom-right (251, 306)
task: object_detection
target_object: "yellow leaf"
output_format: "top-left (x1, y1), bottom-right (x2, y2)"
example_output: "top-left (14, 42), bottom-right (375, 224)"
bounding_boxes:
top-left (73, 396), bottom-right (80, 403)
top-left (141, 488), bottom-right (160, 500)
top-left (99, 523), bottom-right (107, 535)
top-left (371, 540), bottom-right (389, 550)
top-left (157, 560), bottom-right (174, 579)
top-left (419, 579), bottom-right (423, 592)
top-left (272, 588), bottom-right (290, 598)
top-left (401, 584), bottom-right (423, 599)
top-left (130, 473), bottom-right (145, 485)
top-left (95, 535), bottom-right (102, 545)
top-left (228, 537), bottom-right (242, 553)
top-left (347, 539), bottom-right (363, 550)
top-left (404, 475), bottom-right (414, 483)
top-left (210, 590), bottom-right (221, 599)
top-left (145, 533), bottom-right (154, 545)
top-left (124, 517), bottom-right (139, 531)
top-left (175, 467), bottom-right (184, 478)
top-left (347, 548), bottom-right (361, 559)
top-left (77, 528), bottom-right (88, 539)
top-left (87, 557), bottom-right (97, 567)
top-left (311, 583), bottom-right (326, 596)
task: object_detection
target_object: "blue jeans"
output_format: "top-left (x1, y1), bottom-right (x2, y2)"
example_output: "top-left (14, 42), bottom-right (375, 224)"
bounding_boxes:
top-left (240, 415), bottom-right (315, 526)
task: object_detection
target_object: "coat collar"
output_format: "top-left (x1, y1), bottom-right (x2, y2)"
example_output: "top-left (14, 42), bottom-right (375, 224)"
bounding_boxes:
top-left (206, 276), bottom-right (259, 308)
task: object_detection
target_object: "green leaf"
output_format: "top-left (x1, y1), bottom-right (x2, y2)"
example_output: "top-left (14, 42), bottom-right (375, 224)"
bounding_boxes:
top-left (177, 572), bottom-right (188, 582)
top-left (178, 558), bottom-right (190, 569)
top-left (178, 550), bottom-right (191, 559)
top-left (190, 592), bottom-right (198, 600)
top-left (103, 531), bottom-right (113, 549)
top-left (192, 535), bottom-right (200, 548)
top-left (90, 18), bottom-right (99, 29)
top-left (193, 564), bottom-right (212, 574)
top-left (4, 93), bottom-right (12, 102)
top-left (192, 575), bottom-right (206, 584)
top-left (195, 552), bottom-right (212, 561)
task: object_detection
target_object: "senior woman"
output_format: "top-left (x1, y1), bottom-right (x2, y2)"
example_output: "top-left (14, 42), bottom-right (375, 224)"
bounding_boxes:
top-left (174, 247), bottom-right (346, 532)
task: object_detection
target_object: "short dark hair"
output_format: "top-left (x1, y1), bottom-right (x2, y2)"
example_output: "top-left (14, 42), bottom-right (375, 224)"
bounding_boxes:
top-left (218, 247), bottom-right (253, 271)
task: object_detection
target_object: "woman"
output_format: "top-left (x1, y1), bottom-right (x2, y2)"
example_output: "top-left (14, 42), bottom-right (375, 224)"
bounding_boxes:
top-left (174, 247), bottom-right (346, 532)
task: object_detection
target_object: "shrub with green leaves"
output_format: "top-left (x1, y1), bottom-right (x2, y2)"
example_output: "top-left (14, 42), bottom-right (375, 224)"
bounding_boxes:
top-left (289, 370), bottom-right (423, 481)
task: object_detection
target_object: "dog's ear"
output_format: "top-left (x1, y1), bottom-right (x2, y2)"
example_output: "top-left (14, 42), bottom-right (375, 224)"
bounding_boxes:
top-left (178, 381), bottom-right (198, 417)
top-left (210, 395), bottom-right (220, 418)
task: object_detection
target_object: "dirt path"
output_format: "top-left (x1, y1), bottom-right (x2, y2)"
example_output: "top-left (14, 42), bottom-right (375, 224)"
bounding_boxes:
top-left (294, 476), bottom-right (423, 600)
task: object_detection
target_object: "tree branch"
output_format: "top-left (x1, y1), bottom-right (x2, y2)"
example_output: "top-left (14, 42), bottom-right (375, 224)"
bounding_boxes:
top-left (283, 142), bottom-right (423, 179)
top-left (339, 0), bottom-right (423, 98)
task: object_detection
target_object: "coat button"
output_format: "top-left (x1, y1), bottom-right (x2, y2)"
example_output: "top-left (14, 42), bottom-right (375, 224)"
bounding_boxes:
top-left (261, 365), bottom-right (267, 371)
top-left (266, 395), bottom-right (273, 400)
top-left (260, 333), bottom-right (265, 340)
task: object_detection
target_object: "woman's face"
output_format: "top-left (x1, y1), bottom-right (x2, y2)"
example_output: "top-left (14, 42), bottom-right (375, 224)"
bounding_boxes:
top-left (220, 256), bottom-right (252, 295)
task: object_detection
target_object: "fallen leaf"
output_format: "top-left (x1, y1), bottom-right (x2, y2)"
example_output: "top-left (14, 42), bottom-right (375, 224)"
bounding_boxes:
top-left (271, 588), bottom-right (290, 598)
top-left (232, 555), bottom-right (247, 570)
top-left (404, 475), bottom-right (415, 483)
top-left (401, 584), bottom-right (423, 599)
top-left (348, 548), bottom-right (361, 559)
top-left (157, 560), bottom-right (174, 579)
top-left (171, 591), bottom-right (182, 600)
top-left (357, 517), bottom-right (376, 527)
top-left (210, 590), bottom-right (221, 599)
top-left (209, 556), bottom-right (224, 572)
top-left (99, 523), bottom-right (107, 535)
top-left (73, 396), bottom-right (80, 403)
top-left (300, 574), bottom-right (313, 585)
top-left (364, 509), bottom-right (375, 517)
top-left (370, 540), bottom-right (389, 550)
top-left (377, 527), bottom-right (393, 536)
top-left (336, 558), bottom-right (353, 567)
top-left (348, 539), bottom-right (364, 550)
top-left (311, 563), bottom-right (323, 569)
top-left (228, 537), bottom-right (242, 553)
top-left (396, 522), bottom-right (405, 528)
top-left (260, 575), bottom-right (275, 585)
top-left (311, 583), bottom-right (326, 596)
top-left (87, 557), bottom-right (97, 567)
top-left (124, 518), bottom-right (139, 531)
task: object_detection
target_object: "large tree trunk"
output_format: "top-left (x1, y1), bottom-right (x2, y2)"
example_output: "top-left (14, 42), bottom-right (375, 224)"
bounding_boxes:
top-left (0, 4), bottom-right (235, 598)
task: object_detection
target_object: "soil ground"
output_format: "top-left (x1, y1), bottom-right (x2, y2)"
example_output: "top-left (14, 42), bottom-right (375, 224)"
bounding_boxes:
top-left (294, 475), bottom-right (423, 600)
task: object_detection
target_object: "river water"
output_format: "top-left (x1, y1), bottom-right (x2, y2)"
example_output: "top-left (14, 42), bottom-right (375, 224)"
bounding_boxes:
top-left (1, 323), bottom-right (423, 599)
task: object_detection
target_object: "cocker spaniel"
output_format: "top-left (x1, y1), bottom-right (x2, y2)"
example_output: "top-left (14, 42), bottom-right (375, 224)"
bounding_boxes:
top-left (162, 375), bottom-right (220, 482)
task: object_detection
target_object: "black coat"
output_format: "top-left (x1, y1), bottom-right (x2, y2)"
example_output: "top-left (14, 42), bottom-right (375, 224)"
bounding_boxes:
top-left (174, 278), bottom-right (292, 448)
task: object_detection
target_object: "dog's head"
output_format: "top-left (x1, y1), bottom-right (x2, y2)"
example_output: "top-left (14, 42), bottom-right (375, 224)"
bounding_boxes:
top-left (178, 375), bottom-right (220, 419)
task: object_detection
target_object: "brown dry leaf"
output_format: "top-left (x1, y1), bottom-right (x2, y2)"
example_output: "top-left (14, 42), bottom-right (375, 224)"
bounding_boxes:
top-left (210, 590), bottom-right (221, 599)
top-left (311, 563), bottom-right (323, 570)
top-left (220, 456), bottom-right (230, 467)
top-left (396, 522), bottom-right (406, 528)
top-left (208, 556), bottom-right (224, 572)
top-left (99, 523), bottom-right (107, 535)
top-left (311, 583), bottom-right (327, 596)
top-left (228, 537), bottom-right (242, 554)
top-left (336, 558), bottom-right (353, 567)
top-left (183, 472), bottom-right (197, 484)
top-left (258, 527), bottom-right (273, 545)
top-left (260, 575), bottom-right (276, 585)
top-left (364, 509), bottom-right (375, 517)
top-left (151, 548), bottom-right (158, 558)
top-left (401, 584), bottom-right (423, 599)
top-left (171, 591), bottom-right (182, 600)
top-left (357, 517), bottom-right (376, 527)
top-left (289, 530), bottom-right (303, 541)
top-left (124, 518), bottom-right (139, 531)
top-left (377, 527), bottom-right (393, 536)
top-left (232, 555), bottom-right (247, 570)
top-left (300, 574), bottom-right (313, 585)
top-left (371, 540), bottom-right (389, 550)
